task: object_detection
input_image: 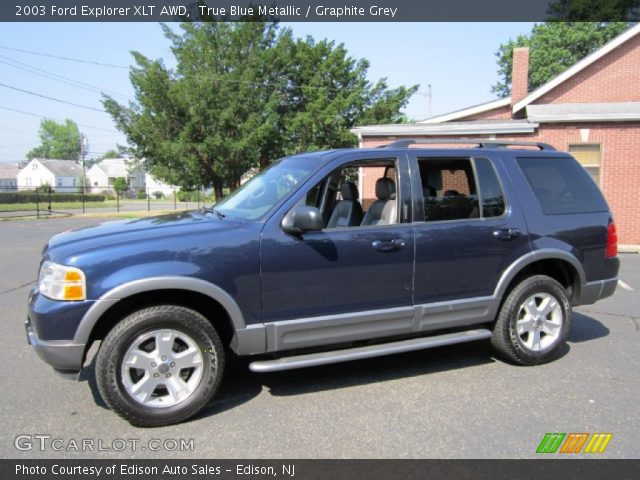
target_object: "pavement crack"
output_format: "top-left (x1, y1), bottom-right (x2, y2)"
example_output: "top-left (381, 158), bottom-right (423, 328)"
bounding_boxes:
top-left (0, 280), bottom-right (36, 296)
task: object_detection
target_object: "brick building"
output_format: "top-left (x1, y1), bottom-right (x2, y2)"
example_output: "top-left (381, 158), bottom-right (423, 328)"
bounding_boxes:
top-left (352, 23), bottom-right (640, 248)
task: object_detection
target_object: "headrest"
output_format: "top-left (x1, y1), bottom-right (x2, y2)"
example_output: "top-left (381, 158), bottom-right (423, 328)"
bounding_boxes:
top-left (375, 178), bottom-right (396, 200)
top-left (340, 181), bottom-right (359, 201)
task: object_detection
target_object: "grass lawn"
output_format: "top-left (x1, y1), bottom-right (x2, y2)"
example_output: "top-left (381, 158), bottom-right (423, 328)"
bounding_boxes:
top-left (0, 201), bottom-right (118, 211)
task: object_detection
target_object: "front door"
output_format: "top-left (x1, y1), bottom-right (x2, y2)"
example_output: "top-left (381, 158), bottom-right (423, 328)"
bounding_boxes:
top-left (259, 155), bottom-right (415, 351)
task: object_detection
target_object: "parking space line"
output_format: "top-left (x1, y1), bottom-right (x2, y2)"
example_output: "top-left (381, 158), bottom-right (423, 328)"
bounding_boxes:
top-left (618, 280), bottom-right (634, 291)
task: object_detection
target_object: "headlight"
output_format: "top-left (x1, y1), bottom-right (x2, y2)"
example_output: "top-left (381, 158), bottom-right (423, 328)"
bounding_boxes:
top-left (38, 261), bottom-right (87, 301)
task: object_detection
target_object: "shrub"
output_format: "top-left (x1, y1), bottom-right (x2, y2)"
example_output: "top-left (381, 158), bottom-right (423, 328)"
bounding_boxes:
top-left (177, 189), bottom-right (201, 202)
top-left (0, 191), bottom-right (106, 203)
top-left (136, 189), bottom-right (147, 200)
top-left (152, 191), bottom-right (164, 200)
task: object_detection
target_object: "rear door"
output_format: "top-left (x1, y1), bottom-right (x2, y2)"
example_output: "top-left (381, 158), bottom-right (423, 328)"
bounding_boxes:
top-left (409, 152), bottom-right (531, 309)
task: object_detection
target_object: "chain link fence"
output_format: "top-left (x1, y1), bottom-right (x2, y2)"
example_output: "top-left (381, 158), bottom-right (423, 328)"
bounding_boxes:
top-left (0, 185), bottom-right (213, 219)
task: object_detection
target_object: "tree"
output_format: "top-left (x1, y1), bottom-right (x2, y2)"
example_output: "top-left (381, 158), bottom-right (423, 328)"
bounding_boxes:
top-left (548, 0), bottom-right (639, 21)
top-left (27, 119), bottom-right (82, 161)
top-left (103, 22), bottom-right (417, 199)
top-left (491, 22), bottom-right (630, 97)
top-left (97, 149), bottom-right (122, 160)
top-left (113, 177), bottom-right (128, 195)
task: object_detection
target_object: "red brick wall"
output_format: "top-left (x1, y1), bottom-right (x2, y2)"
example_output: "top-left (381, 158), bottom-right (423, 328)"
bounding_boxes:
top-left (536, 33), bottom-right (640, 104)
top-left (461, 105), bottom-right (513, 121)
top-left (361, 123), bottom-right (640, 245)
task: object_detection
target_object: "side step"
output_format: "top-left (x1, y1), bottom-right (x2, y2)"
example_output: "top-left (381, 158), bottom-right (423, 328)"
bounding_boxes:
top-left (249, 328), bottom-right (492, 373)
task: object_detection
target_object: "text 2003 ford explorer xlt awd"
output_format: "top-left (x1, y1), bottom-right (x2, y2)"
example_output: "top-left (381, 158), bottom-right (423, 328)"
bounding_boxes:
top-left (26, 140), bottom-right (619, 426)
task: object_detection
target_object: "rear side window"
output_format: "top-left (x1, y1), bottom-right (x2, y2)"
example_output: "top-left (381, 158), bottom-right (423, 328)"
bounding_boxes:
top-left (475, 158), bottom-right (506, 218)
top-left (517, 157), bottom-right (608, 214)
top-left (417, 158), bottom-right (479, 221)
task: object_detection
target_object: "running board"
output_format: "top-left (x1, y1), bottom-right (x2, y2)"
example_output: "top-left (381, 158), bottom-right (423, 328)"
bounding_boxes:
top-left (249, 329), bottom-right (492, 373)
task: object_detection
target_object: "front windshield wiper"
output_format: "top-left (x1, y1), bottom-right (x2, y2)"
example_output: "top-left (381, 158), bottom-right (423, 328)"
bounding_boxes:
top-left (201, 206), bottom-right (226, 219)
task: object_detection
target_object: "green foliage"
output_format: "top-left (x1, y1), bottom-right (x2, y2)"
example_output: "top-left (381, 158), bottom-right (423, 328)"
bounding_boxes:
top-left (0, 191), bottom-right (105, 204)
top-left (103, 22), bottom-right (417, 198)
top-left (113, 177), bottom-right (128, 194)
top-left (27, 119), bottom-right (82, 161)
top-left (97, 149), bottom-right (122, 160)
top-left (492, 22), bottom-right (630, 97)
top-left (176, 189), bottom-right (201, 202)
top-left (152, 191), bottom-right (165, 200)
top-left (136, 189), bottom-right (147, 199)
top-left (547, 0), bottom-right (639, 21)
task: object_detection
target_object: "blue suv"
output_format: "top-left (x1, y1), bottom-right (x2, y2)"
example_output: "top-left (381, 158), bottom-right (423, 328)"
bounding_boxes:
top-left (26, 140), bottom-right (619, 426)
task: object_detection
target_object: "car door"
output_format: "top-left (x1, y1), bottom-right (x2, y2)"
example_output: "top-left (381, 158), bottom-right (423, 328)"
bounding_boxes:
top-left (259, 153), bottom-right (415, 352)
top-left (408, 152), bottom-right (531, 330)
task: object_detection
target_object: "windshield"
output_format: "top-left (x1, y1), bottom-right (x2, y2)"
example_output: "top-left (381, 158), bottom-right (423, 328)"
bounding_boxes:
top-left (214, 156), bottom-right (319, 220)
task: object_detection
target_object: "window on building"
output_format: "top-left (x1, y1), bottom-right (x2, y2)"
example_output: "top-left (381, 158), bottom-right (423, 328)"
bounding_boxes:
top-left (568, 144), bottom-right (601, 185)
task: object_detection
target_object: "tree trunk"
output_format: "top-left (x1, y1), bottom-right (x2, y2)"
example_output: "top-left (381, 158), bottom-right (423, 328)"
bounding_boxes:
top-left (213, 183), bottom-right (224, 202)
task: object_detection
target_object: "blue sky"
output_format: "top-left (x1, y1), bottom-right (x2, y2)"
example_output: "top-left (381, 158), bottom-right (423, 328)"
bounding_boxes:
top-left (0, 22), bottom-right (535, 163)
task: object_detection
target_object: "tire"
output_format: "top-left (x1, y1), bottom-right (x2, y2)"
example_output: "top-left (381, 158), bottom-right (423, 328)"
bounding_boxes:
top-left (96, 305), bottom-right (224, 427)
top-left (491, 275), bottom-right (571, 365)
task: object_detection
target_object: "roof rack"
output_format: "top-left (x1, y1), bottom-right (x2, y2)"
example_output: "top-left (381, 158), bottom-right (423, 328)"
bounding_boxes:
top-left (379, 138), bottom-right (556, 151)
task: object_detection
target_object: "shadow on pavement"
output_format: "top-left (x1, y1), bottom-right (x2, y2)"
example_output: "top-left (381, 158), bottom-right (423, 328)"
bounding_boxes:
top-left (568, 312), bottom-right (610, 343)
top-left (80, 312), bottom-right (609, 420)
top-left (196, 340), bottom-right (495, 423)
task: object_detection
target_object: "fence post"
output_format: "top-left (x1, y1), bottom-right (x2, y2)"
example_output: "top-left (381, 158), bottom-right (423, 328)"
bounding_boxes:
top-left (197, 189), bottom-right (200, 209)
top-left (82, 184), bottom-right (86, 214)
top-left (174, 190), bottom-right (177, 210)
top-left (48, 186), bottom-right (52, 215)
top-left (116, 190), bottom-right (120, 213)
top-left (147, 187), bottom-right (150, 212)
top-left (36, 187), bottom-right (40, 219)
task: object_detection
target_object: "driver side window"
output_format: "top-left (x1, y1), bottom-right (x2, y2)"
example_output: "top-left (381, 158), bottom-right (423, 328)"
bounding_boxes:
top-left (303, 160), bottom-right (399, 229)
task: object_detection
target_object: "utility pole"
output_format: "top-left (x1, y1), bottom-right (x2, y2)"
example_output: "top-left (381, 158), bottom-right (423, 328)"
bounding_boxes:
top-left (80, 135), bottom-right (89, 213)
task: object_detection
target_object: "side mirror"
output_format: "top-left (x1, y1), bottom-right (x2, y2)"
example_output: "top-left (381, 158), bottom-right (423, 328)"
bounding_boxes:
top-left (282, 206), bottom-right (324, 235)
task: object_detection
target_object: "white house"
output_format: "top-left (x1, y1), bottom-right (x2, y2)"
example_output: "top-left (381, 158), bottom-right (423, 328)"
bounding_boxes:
top-left (16, 159), bottom-right (83, 192)
top-left (144, 173), bottom-right (177, 197)
top-left (87, 158), bottom-right (178, 197)
top-left (0, 164), bottom-right (19, 191)
top-left (86, 158), bottom-right (145, 193)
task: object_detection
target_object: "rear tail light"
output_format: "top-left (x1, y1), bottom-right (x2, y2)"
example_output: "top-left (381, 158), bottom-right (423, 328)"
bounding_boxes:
top-left (606, 222), bottom-right (618, 258)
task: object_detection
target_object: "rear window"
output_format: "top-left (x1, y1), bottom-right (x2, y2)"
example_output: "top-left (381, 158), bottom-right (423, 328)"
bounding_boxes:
top-left (517, 157), bottom-right (608, 215)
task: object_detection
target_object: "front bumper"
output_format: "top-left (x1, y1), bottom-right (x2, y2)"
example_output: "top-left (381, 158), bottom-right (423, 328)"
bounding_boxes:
top-left (25, 319), bottom-right (85, 379)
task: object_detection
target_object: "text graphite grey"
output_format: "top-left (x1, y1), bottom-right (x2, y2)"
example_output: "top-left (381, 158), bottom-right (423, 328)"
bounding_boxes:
top-left (16, 4), bottom-right (399, 19)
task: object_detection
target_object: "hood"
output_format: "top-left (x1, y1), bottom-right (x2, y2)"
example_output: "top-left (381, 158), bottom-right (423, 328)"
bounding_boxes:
top-left (45, 211), bottom-right (240, 259)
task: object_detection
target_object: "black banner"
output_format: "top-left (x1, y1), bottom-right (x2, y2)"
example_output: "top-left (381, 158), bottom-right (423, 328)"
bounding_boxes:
top-left (3, 459), bottom-right (640, 480)
top-left (2, 0), bottom-right (639, 22)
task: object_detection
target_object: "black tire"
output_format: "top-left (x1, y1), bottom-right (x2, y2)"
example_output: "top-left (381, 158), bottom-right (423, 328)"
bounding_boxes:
top-left (96, 305), bottom-right (224, 427)
top-left (491, 275), bottom-right (571, 365)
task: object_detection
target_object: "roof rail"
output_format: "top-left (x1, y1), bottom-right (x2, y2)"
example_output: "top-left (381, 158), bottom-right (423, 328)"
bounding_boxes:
top-left (379, 138), bottom-right (556, 151)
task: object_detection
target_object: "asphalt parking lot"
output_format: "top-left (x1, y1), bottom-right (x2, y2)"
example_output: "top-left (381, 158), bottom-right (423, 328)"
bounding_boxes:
top-left (1, 217), bottom-right (638, 459)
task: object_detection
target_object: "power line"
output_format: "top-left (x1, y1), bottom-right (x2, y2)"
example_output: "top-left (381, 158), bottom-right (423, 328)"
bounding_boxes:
top-left (0, 45), bottom-right (129, 69)
top-left (0, 105), bottom-right (119, 133)
top-left (0, 54), bottom-right (132, 100)
top-left (0, 82), bottom-right (105, 113)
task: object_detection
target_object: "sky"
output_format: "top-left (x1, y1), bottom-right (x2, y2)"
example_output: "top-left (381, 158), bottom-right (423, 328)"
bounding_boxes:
top-left (0, 22), bottom-right (535, 164)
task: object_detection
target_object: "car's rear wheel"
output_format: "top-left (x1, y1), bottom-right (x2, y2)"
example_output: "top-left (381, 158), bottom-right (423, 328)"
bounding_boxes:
top-left (96, 305), bottom-right (224, 427)
top-left (491, 275), bottom-right (571, 365)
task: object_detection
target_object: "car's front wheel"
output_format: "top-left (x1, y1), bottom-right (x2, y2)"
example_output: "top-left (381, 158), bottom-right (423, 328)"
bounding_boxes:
top-left (96, 305), bottom-right (224, 427)
top-left (491, 275), bottom-right (571, 365)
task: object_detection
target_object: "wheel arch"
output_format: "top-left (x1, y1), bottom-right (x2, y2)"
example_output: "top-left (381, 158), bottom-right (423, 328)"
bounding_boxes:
top-left (75, 277), bottom-right (246, 355)
top-left (494, 249), bottom-right (585, 304)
